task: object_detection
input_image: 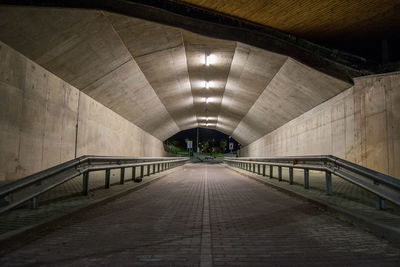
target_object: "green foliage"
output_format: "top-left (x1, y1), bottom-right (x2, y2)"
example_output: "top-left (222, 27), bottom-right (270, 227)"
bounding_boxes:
top-left (219, 139), bottom-right (227, 153)
top-left (165, 144), bottom-right (185, 154)
top-left (200, 140), bottom-right (210, 153)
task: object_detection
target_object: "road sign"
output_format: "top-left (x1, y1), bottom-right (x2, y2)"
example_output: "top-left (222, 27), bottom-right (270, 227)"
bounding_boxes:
top-left (187, 140), bottom-right (193, 149)
top-left (229, 142), bottom-right (234, 151)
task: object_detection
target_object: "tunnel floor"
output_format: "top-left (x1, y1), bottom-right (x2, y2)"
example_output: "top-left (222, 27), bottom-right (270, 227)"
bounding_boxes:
top-left (1, 164), bottom-right (399, 266)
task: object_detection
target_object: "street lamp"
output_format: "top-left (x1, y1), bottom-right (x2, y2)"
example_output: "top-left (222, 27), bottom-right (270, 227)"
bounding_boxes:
top-left (205, 54), bottom-right (210, 66)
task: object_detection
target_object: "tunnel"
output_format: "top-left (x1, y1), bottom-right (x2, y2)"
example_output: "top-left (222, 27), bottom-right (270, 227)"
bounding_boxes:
top-left (0, 1), bottom-right (400, 266)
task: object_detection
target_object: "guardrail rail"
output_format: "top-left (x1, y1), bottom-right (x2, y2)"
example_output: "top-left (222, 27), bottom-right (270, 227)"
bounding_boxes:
top-left (224, 155), bottom-right (400, 209)
top-left (0, 156), bottom-right (189, 214)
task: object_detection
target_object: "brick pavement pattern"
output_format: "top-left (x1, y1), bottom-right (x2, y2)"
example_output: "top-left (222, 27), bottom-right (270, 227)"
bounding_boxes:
top-left (1, 163), bottom-right (399, 266)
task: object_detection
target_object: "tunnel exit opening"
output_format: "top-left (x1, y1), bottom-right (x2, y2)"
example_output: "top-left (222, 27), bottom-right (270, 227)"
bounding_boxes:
top-left (164, 128), bottom-right (241, 158)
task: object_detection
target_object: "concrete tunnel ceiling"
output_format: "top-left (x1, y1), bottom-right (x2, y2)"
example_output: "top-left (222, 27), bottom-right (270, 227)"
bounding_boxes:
top-left (0, 6), bottom-right (353, 146)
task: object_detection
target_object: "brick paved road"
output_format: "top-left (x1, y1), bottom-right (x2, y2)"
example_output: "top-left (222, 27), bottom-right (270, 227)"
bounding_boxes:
top-left (1, 164), bottom-right (399, 266)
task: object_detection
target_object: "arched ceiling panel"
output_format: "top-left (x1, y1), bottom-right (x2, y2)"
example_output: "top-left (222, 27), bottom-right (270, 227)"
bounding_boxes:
top-left (0, 5), bottom-right (353, 145)
top-left (183, 31), bottom-right (236, 129)
top-left (217, 43), bottom-right (287, 134)
top-left (0, 7), bottom-right (180, 140)
top-left (232, 58), bottom-right (351, 144)
top-left (104, 13), bottom-right (198, 131)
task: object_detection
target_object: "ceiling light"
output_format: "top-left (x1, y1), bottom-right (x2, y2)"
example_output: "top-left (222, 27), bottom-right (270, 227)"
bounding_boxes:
top-left (205, 81), bottom-right (209, 89)
top-left (205, 54), bottom-right (210, 66)
top-left (206, 117), bottom-right (209, 121)
top-left (206, 97), bottom-right (209, 104)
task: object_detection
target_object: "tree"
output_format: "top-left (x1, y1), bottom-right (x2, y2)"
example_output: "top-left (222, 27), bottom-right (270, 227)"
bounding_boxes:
top-left (201, 140), bottom-right (210, 153)
top-left (220, 139), bottom-right (228, 153)
top-left (171, 140), bottom-right (180, 147)
top-left (213, 147), bottom-right (221, 153)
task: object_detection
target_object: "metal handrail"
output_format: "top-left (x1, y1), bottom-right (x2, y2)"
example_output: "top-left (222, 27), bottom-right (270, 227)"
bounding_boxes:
top-left (0, 155), bottom-right (189, 214)
top-left (224, 155), bottom-right (400, 209)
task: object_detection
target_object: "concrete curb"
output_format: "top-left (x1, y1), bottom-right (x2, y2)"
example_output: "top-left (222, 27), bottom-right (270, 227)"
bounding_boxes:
top-left (223, 164), bottom-right (400, 246)
top-left (0, 165), bottom-right (184, 255)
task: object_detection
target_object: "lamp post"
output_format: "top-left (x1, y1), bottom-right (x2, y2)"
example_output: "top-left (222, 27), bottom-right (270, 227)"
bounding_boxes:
top-left (197, 127), bottom-right (199, 153)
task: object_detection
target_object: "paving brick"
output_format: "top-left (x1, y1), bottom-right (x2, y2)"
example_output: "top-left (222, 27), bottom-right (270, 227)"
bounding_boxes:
top-left (0, 164), bottom-right (399, 266)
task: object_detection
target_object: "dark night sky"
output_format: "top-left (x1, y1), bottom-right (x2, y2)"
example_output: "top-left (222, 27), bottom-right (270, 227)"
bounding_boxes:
top-left (165, 128), bottom-right (241, 152)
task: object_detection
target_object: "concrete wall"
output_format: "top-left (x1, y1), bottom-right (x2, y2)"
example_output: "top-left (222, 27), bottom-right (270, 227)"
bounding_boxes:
top-left (0, 41), bottom-right (166, 182)
top-left (240, 72), bottom-right (400, 178)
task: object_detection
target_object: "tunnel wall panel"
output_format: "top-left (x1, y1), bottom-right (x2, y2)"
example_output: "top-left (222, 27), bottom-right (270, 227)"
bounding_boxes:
top-left (0, 41), bottom-right (166, 182)
top-left (240, 72), bottom-right (400, 178)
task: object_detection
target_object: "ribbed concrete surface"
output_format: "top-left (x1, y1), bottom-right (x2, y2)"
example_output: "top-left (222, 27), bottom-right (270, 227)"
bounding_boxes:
top-left (0, 6), bottom-right (352, 144)
top-left (1, 164), bottom-right (399, 266)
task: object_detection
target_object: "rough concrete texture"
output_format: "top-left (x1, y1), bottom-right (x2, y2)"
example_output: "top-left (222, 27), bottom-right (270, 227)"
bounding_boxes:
top-left (0, 7), bottom-right (179, 141)
top-left (217, 43), bottom-right (287, 135)
top-left (232, 57), bottom-right (350, 144)
top-left (0, 6), bottom-right (352, 145)
top-left (0, 41), bottom-right (165, 182)
top-left (240, 72), bottom-right (400, 178)
top-left (104, 13), bottom-right (198, 131)
top-left (183, 31), bottom-right (236, 131)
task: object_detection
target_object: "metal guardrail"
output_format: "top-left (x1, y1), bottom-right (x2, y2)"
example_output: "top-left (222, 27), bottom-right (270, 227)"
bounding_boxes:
top-left (0, 156), bottom-right (189, 214)
top-left (224, 155), bottom-right (400, 209)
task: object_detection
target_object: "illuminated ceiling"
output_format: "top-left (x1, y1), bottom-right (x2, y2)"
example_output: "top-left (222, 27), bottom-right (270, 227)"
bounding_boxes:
top-left (0, 4), bottom-right (357, 145)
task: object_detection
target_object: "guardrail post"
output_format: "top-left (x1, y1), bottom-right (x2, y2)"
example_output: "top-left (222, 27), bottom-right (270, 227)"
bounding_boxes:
top-left (269, 165), bottom-right (273, 178)
top-left (31, 197), bottom-right (38, 209)
top-left (253, 163), bottom-right (256, 173)
top-left (152, 164), bottom-right (155, 174)
top-left (132, 166), bottom-right (136, 181)
top-left (258, 164), bottom-right (260, 175)
top-left (120, 168), bottom-right (125, 184)
top-left (140, 165), bottom-right (144, 179)
top-left (289, 167), bottom-right (293, 185)
top-left (82, 172), bottom-right (89, 195)
top-left (262, 164), bottom-right (266, 176)
top-left (378, 197), bottom-right (385, 210)
top-left (278, 167), bottom-right (282, 181)
top-left (158, 163), bottom-right (160, 173)
top-left (147, 165), bottom-right (150, 176)
top-left (325, 170), bottom-right (332, 195)
top-left (304, 169), bottom-right (309, 189)
top-left (105, 169), bottom-right (110, 189)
